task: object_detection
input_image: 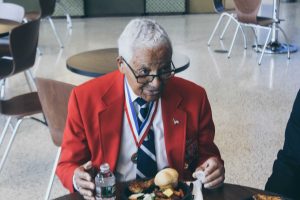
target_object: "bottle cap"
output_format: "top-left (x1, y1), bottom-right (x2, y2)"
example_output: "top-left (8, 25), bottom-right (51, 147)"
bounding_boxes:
top-left (100, 163), bottom-right (110, 172)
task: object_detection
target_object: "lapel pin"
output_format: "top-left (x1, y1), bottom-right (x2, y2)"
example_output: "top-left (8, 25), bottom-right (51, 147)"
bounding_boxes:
top-left (173, 118), bottom-right (179, 125)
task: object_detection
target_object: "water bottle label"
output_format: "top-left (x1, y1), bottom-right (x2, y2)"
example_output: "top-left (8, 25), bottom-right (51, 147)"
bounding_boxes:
top-left (101, 184), bottom-right (116, 198)
top-left (95, 186), bottom-right (101, 198)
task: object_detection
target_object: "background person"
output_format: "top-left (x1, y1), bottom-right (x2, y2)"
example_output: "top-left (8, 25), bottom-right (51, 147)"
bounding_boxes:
top-left (265, 89), bottom-right (300, 199)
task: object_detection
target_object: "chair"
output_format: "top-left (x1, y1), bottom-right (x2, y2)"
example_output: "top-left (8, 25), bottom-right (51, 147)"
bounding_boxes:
top-left (0, 19), bottom-right (42, 160)
top-left (0, 2), bottom-right (25, 58)
top-left (230, 0), bottom-right (290, 65)
top-left (56, 0), bottom-right (72, 29)
top-left (0, 2), bottom-right (25, 22)
top-left (0, 92), bottom-right (44, 172)
top-left (35, 77), bottom-right (74, 200)
top-left (0, 19), bottom-right (40, 99)
top-left (207, 1), bottom-right (247, 58)
top-left (25, 0), bottom-right (64, 48)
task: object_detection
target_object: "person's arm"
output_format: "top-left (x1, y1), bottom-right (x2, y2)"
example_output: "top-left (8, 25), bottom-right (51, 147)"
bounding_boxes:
top-left (265, 90), bottom-right (300, 198)
top-left (56, 89), bottom-right (92, 192)
top-left (283, 89), bottom-right (300, 163)
top-left (195, 89), bottom-right (225, 188)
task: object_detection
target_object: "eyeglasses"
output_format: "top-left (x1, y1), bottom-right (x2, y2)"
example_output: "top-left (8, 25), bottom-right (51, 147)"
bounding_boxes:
top-left (122, 57), bottom-right (176, 84)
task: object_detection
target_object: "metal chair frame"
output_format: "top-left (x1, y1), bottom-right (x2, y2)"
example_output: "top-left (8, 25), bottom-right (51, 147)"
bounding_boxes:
top-left (207, 12), bottom-right (247, 58)
top-left (56, 0), bottom-right (72, 29)
top-left (232, 0), bottom-right (290, 65)
top-left (208, 0), bottom-right (290, 65)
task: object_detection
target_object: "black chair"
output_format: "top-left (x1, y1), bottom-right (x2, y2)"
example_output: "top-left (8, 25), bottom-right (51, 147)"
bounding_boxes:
top-left (25, 0), bottom-right (64, 48)
top-left (0, 2), bottom-right (25, 59)
top-left (0, 19), bottom-right (46, 173)
top-left (0, 19), bottom-right (40, 94)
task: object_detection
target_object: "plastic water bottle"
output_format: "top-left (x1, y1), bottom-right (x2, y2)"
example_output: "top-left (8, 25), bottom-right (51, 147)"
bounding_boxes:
top-left (95, 163), bottom-right (116, 200)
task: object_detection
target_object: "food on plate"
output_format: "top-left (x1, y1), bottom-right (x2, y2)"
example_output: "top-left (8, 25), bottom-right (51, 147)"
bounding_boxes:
top-left (128, 193), bottom-right (145, 200)
top-left (252, 194), bottom-right (282, 200)
top-left (128, 178), bottom-right (154, 193)
top-left (127, 168), bottom-right (186, 200)
top-left (154, 168), bottom-right (179, 190)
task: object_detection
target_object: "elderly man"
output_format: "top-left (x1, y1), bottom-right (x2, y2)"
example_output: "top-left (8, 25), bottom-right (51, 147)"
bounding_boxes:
top-left (56, 18), bottom-right (225, 199)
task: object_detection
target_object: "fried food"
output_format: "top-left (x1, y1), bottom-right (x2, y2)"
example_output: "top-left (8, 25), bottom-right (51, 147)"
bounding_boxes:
top-left (128, 178), bottom-right (154, 194)
top-left (128, 193), bottom-right (144, 200)
top-left (253, 194), bottom-right (282, 200)
top-left (127, 169), bottom-right (185, 200)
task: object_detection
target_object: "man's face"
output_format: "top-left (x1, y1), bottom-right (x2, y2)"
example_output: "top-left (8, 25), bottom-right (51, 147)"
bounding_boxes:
top-left (118, 45), bottom-right (172, 102)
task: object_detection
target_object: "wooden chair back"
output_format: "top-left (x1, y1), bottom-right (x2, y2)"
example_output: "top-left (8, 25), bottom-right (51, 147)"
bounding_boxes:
top-left (35, 77), bottom-right (75, 146)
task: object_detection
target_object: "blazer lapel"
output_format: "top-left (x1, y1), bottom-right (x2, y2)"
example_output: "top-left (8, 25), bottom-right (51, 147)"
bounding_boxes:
top-left (97, 73), bottom-right (125, 171)
top-left (161, 86), bottom-right (186, 177)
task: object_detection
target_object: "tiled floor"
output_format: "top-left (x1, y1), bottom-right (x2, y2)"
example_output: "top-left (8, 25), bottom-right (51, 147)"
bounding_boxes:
top-left (1, 2), bottom-right (300, 199)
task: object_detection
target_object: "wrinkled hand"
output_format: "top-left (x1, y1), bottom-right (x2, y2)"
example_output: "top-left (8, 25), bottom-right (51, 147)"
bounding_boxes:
top-left (194, 157), bottom-right (225, 189)
top-left (74, 161), bottom-right (96, 200)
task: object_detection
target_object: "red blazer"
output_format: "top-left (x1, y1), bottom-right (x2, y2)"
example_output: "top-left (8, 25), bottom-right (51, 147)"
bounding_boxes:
top-left (56, 71), bottom-right (222, 192)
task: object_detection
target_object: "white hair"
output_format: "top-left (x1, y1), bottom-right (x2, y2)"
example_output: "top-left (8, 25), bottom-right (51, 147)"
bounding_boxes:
top-left (118, 18), bottom-right (173, 62)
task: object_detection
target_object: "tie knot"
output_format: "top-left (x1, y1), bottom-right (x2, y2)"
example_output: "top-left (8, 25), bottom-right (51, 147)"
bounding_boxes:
top-left (135, 97), bottom-right (147, 106)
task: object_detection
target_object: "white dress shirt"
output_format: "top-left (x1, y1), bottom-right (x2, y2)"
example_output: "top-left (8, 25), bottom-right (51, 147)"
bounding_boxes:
top-left (115, 79), bottom-right (169, 181)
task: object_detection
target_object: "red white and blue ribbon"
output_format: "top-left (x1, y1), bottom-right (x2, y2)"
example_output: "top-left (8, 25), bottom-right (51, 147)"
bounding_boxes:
top-left (124, 80), bottom-right (158, 147)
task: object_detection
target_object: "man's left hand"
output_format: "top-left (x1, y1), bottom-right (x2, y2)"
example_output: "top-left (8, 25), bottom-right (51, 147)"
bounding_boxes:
top-left (194, 157), bottom-right (225, 189)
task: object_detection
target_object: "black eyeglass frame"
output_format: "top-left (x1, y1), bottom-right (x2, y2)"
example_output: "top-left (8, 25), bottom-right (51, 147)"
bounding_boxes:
top-left (122, 57), bottom-right (178, 84)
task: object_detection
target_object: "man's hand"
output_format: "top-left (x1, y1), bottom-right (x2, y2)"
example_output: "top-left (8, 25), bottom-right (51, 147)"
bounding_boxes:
top-left (74, 161), bottom-right (96, 200)
top-left (194, 157), bottom-right (225, 189)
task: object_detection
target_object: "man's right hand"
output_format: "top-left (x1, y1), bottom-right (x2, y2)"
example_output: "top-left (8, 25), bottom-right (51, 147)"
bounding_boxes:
top-left (74, 161), bottom-right (96, 200)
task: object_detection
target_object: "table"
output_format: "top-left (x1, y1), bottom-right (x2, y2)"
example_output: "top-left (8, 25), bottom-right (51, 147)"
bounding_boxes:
top-left (264, 0), bottom-right (297, 54)
top-left (66, 48), bottom-right (190, 77)
top-left (53, 183), bottom-right (279, 200)
top-left (0, 19), bottom-right (20, 37)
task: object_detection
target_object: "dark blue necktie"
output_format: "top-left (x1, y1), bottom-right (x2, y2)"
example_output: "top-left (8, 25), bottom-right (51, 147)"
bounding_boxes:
top-left (135, 97), bottom-right (157, 178)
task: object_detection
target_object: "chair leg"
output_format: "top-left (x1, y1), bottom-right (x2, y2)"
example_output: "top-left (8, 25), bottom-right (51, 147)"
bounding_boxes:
top-left (250, 27), bottom-right (259, 52)
top-left (220, 16), bottom-right (232, 40)
top-left (0, 79), bottom-right (6, 99)
top-left (258, 28), bottom-right (272, 65)
top-left (277, 25), bottom-right (290, 59)
top-left (47, 17), bottom-right (64, 48)
top-left (56, 0), bottom-right (72, 29)
top-left (0, 117), bottom-right (12, 147)
top-left (44, 147), bottom-right (61, 200)
top-left (227, 24), bottom-right (240, 58)
top-left (239, 26), bottom-right (247, 49)
top-left (37, 47), bottom-right (43, 56)
top-left (24, 70), bottom-right (37, 92)
top-left (0, 119), bottom-right (23, 173)
top-left (208, 13), bottom-right (228, 46)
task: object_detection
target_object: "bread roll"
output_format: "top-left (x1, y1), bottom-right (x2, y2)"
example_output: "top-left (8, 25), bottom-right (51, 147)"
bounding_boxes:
top-left (154, 168), bottom-right (179, 190)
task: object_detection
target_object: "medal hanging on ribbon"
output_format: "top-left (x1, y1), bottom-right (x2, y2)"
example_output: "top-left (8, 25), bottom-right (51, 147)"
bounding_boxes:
top-left (124, 81), bottom-right (158, 163)
top-left (125, 101), bottom-right (157, 164)
top-left (131, 152), bottom-right (138, 163)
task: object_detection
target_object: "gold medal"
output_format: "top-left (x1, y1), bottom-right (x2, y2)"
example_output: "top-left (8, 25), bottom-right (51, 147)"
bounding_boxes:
top-left (131, 152), bottom-right (138, 164)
